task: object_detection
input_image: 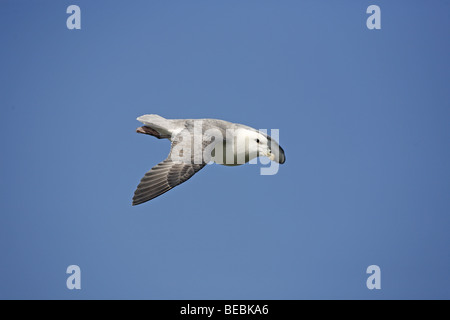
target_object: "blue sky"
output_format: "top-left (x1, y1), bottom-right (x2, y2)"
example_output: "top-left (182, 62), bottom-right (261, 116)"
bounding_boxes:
top-left (1, 1), bottom-right (449, 299)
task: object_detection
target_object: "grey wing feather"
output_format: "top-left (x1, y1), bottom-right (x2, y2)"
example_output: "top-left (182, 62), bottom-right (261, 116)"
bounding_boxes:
top-left (132, 159), bottom-right (205, 205)
top-left (132, 126), bottom-right (222, 206)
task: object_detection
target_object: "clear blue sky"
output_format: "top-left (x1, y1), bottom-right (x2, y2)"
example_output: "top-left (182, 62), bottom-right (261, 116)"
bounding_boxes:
top-left (1, 1), bottom-right (449, 299)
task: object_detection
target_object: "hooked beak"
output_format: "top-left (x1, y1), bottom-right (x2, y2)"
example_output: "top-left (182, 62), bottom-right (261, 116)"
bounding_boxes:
top-left (267, 144), bottom-right (286, 164)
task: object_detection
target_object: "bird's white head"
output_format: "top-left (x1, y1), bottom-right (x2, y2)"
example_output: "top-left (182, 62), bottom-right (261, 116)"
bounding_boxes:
top-left (236, 128), bottom-right (286, 164)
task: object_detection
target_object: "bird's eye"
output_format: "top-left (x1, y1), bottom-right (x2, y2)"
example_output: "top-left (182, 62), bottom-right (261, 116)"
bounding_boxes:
top-left (256, 139), bottom-right (260, 143)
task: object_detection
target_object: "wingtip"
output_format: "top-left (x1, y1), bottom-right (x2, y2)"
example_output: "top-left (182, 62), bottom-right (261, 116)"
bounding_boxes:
top-left (132, 198), bottom-right (147, 206)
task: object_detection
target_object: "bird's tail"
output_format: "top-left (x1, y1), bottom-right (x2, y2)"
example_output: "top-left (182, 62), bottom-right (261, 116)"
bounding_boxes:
top-left (136, 114), bottom-right (175, 138)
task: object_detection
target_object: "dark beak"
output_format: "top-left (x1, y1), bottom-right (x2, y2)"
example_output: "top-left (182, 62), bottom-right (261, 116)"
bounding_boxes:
top-left (269, 141), bottom-right (286, 164)
top-left (278, 146), bottom-right (286, 164)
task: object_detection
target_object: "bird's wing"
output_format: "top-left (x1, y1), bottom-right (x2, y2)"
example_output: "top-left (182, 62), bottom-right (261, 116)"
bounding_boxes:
top-left (132, 158), bottom-right (205, 205)
top-left (132, 132), bottom-right (213, 205)
top-left (132, 124), bottom-right (226, 205)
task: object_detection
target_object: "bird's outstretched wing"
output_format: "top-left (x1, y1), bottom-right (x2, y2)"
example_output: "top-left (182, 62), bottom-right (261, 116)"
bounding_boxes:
top-left (132, 159), bottom-right (205, 205)
top-left (132, 125), bottom-right (221, 205)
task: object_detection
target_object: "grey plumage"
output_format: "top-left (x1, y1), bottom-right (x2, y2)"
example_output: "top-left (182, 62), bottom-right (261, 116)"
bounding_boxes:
top-left (132, 159), bottom-right (205, 205)
top-left (132, 137), bottom-right (207, 205)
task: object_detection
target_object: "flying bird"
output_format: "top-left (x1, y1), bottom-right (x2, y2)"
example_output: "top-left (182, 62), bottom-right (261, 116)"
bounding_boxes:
top-left (132, 114), bottom-right (285, 205)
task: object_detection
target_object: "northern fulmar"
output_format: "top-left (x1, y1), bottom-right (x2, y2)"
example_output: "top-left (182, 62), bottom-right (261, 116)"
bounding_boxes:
top-left (132, 114), bottom-right (285, 205)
